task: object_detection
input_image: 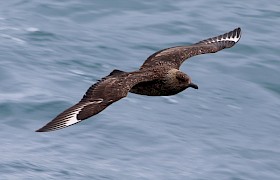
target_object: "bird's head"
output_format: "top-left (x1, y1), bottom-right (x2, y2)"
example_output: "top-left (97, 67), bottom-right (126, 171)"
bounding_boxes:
top-left (175, 71), bottom-right (198, 90)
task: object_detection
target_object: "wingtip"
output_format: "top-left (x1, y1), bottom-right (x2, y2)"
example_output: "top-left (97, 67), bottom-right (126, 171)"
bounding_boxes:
top-left (35, 120), bottom-right (66, 132)
top-left (236, 27), bottom-right (241, 38)
top-left (35, 126), bottom-right (52, 132)
top-left (35, 128), bottom-right (46, 132)
top-left (231, 27), bottom-right (242, 43)
top-left (219, 27), bottom-right (242, 43)
top-left (35, 123), bottom-right (71, 132)
top-left (195, 27), bottom-right (242, 46)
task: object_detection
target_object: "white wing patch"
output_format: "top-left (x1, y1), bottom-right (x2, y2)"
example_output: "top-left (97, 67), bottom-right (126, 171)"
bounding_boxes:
top-left (64, 103), bottom-right (90, 127)
top-left (64, 99), bottom-right (103, 127)
top-left (36, 101), bottom-right (98, 132)
top-left (197, 27), bottom-right (241, 45)
top-left (206, 31), bottom-right (240, 43)
top-left (64, 99), bottom-right (103, 126)
top-left (221, 32), bottom-right (240, 43)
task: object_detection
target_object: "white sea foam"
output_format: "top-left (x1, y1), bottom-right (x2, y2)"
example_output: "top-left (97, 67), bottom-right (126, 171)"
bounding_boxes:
top-left (25, 27), bottom-right (40, 32)
top-left (0, 34), bottom-right (25, 44)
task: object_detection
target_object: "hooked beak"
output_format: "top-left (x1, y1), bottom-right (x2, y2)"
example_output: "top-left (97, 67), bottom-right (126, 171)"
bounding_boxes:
top-left (188, 82), bottom-right (198, 89)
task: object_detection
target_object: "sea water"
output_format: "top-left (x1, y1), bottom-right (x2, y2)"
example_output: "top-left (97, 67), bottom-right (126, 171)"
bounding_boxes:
top-left (0, 0), bottom-right (280, 179)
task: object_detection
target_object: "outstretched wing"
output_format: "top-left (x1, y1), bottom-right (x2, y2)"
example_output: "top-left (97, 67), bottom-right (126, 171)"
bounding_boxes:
top-left (140, 27), bottom-right (241, 69)
top-left (36, 70), bottom-right (159, 132)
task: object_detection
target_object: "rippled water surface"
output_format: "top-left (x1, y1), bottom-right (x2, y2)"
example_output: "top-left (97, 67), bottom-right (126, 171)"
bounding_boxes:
top-left (1, 0), bottom-right (280, 179)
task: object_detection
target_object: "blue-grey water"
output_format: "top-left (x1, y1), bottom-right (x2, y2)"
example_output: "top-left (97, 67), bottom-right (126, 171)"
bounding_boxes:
top-left (1, 0), bottom-right (280, 179)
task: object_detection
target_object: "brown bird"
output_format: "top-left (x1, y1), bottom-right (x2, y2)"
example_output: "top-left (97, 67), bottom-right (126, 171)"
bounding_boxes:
top-left (36, 27), bottom-right (241, 132)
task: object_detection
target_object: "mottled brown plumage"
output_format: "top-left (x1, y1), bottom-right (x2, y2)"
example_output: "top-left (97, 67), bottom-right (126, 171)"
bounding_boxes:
top-left (36, 27), bottom-right (241, 132)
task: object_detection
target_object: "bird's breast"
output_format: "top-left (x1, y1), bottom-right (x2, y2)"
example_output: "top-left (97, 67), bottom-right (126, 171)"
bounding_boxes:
top-left (129, 79), bottom-right (186, 96)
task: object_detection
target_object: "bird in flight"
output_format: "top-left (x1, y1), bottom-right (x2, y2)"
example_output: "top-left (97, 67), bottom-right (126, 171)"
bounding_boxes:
top-left (36, 27), bottom-right (241, 132)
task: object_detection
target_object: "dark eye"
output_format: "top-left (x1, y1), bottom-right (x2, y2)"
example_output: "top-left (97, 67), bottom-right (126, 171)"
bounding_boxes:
top-left (176, 75), bottom-right (187, 82)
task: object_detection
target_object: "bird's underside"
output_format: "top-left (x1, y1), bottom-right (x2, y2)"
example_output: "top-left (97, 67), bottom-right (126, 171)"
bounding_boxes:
top-left (36, 27), bottom-right (241, 132)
